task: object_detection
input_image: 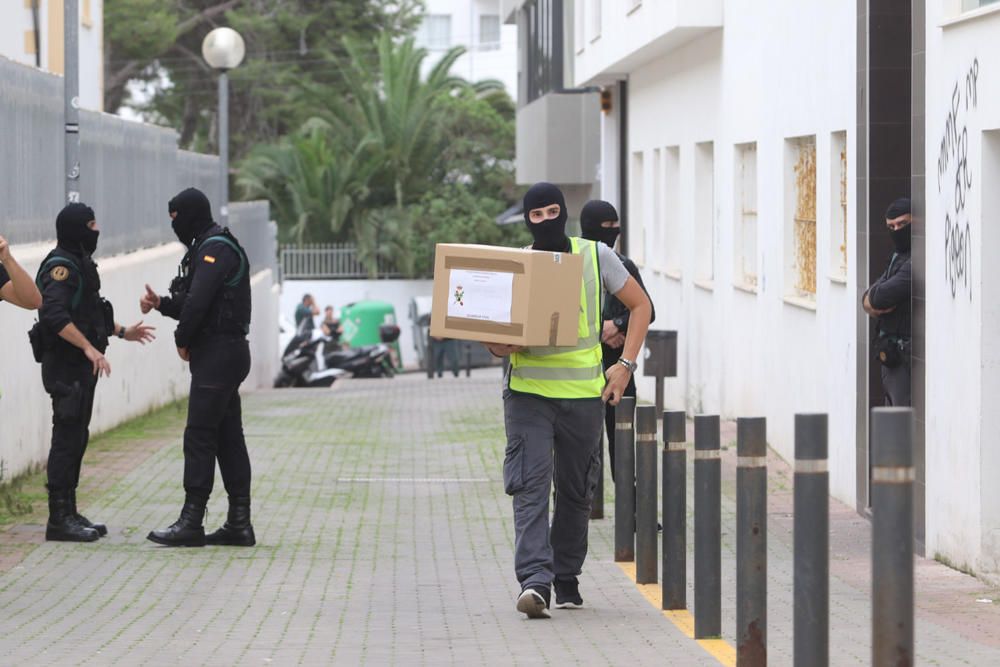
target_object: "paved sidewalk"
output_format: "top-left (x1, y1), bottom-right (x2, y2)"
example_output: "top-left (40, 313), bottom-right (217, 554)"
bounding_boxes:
top-left (1, 369), bottom-right (998, 665)
top-left (0, 371), bottom-right (710, 666)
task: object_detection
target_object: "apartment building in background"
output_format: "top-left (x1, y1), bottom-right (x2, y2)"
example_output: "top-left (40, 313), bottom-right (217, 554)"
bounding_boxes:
top-left (0, 0), bottom-right (104, 111)
top-left (498, 0), bottom-right (599, 229)
top-left (503, 0), bottom-right (1000, 580)
top-left (417, 0), bottom-right (518, 100)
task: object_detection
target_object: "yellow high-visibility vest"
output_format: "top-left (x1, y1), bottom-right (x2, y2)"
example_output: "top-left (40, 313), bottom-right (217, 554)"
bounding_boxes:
top-left (509, 237), bottom-right (604, 398)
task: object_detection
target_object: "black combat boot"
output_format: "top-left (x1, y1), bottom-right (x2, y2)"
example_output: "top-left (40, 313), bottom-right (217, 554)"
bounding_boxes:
top-left (146, 495), bottom-right (207, 547)
top-left (70, 488), bottom-right (107, 537)
top-left (46, 489), bottom-right (100, 542)
top-left (206, 495), bottom-right (256, 547)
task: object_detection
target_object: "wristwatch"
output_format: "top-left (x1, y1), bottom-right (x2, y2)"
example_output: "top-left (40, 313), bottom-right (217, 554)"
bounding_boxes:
top-left (116, 325), bottom-right (126, 339)
top-left (617, 357), bottom-right (637, 373)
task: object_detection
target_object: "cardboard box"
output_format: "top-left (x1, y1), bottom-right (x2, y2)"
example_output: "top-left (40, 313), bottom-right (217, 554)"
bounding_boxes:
top-left (430, 243), bottom-right (583, 347)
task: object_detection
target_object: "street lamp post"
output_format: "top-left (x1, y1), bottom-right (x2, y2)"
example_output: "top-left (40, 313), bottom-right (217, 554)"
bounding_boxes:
top-left (201, 27), bottom-right (245, 226)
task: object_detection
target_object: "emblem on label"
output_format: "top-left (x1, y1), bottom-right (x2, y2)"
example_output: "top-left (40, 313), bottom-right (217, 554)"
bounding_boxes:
top-left (51, 266), bottom-right (69, 281)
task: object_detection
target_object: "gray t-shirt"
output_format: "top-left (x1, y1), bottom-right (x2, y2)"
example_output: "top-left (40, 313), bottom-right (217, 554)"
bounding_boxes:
top-left (596, 241), bottom-right (629, 295)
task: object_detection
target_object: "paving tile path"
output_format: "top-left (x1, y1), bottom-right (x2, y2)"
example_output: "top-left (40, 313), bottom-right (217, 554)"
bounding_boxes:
top-left (1, 369), bottom-right (998, 666)
top-left (0, 372), bottom-right (710, 666)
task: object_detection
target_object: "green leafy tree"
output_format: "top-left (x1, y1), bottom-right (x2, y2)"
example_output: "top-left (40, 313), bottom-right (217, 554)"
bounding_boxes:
top-left (237, 120), bottom-right (377, 244)
top-left (240, 33), bottom-right (526, 276)
top-left (104, 0), bottom-right (423, 157)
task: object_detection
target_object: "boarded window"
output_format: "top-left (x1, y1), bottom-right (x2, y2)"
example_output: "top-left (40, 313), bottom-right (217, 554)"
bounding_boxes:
top-left (786, 136), bottom-right (817, 298)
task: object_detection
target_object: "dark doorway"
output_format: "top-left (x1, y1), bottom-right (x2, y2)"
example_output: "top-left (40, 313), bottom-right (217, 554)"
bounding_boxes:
top-left (856, 1), bottom-right (922, 549)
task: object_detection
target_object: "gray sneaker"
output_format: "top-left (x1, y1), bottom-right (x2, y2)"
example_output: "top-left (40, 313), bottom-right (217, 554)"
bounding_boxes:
top-left (516, 585), bottom-right (551, 619)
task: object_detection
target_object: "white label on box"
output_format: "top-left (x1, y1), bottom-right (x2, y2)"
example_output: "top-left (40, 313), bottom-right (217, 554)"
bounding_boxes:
top-left (552, 252), bottom-right (562, 264)
top-left (448, 269), bottom-right (514, 323)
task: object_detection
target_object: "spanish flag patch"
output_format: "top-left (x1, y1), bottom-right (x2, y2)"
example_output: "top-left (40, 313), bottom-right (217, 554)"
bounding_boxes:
top-left (203, 255), bottom-right (216, 264)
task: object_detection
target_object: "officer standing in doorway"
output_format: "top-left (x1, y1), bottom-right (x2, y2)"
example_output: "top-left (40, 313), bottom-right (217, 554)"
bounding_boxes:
top-left (143, 188), bottom-right (255, 547)
top-left (863, 197), bottom-right (912, 406)
top-left (579, 200), bottom-right (655, 481)
top-left (35, 203), bottom-right (156, 542)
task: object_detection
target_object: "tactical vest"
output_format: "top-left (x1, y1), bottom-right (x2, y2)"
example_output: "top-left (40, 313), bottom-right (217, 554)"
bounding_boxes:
top-left (35, 248), bottom-right (112, 354)
top-left (173, 228), bottom-right (251, 337)
top-left (509, 237), bottom-right (605, 399)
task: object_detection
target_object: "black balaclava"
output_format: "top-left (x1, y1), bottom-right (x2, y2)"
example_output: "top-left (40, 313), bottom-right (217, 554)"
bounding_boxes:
top-left (885, 197), bottom-right (911, 254)
top-left (580, 200), bottom-right (620, 249)
top-left (56, 203), bottom-right (98, 256)
top-left (169, 187), bottom-right (215, 247)
top-left (523, 182), bottom-right (570, 252)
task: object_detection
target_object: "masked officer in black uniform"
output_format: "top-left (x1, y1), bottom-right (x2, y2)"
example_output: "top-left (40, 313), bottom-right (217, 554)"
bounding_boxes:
top-left (34, 203), bottom-right (156, 542)
top-left (579, 200), bottom-right (655, 480)
top-left (863, 197), bottom-right (912, 406)
top-left (143, 188), bottom-right (255, 547)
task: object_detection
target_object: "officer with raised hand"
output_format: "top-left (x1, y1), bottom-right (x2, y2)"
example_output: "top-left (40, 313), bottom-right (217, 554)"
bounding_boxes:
top-left (0, 234), bottom-right (42, 310)
top-left (143, 188), bottom-right (255, 548)
top-left (35, 203), bottom-right (155, 542)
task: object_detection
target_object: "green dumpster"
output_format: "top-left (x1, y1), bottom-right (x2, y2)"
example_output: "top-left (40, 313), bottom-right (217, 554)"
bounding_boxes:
top-left (340, 300), bottom-right (402, 368)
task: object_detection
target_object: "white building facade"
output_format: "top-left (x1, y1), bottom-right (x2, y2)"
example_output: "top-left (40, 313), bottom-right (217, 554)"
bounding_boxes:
top-left (924, 0), bottom-right (1000, 574)
top-left (556, 0), bottom-right (1000, 579)
top-left (416, 0), bottom-right (518, 99)
top-left (0, 0), bottom-right (104, 111)
top-left (573, 0), bottom-right (861, 532)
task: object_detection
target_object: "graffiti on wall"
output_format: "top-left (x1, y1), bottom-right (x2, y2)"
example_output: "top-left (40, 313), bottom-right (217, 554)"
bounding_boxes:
top-left (937, 58), bottom-right (978, 301)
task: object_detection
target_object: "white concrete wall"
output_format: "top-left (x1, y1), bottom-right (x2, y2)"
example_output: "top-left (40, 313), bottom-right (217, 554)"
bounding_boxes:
top-left (576, 1), bottom-right (859, 505)
top-left (924, 2), bottom-right (1000, 573)
top-left (420, 0), bottom-right (518, 99)
top-left (280, 279), bottom-right (435, 370)
top-left (0, 0), bottom-right (104, 111)
top-left (0, 241), bottom-right (279, 481)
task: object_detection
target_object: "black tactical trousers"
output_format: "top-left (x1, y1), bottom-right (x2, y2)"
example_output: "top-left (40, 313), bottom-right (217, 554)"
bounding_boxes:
top-left (42, 356), bottom-right (99, 492)
top-left (184, 336), bottom-right (252, 501)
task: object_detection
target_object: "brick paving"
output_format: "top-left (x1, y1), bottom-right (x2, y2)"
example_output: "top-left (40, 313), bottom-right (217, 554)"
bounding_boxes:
top-left (0, 372), bottom-right (709, 666)
top-left (0, 370), bottom-right (998, 665)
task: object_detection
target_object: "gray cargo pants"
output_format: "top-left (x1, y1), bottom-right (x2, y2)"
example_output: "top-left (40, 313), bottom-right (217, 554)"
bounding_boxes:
top-left (502, 390), bottom-right (604, 590)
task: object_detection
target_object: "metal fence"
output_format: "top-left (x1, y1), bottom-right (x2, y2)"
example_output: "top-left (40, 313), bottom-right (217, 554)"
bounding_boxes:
top-left (0, 55), bottom-right (269, 262)
top-left (279, 243), bottom-right (402, 279)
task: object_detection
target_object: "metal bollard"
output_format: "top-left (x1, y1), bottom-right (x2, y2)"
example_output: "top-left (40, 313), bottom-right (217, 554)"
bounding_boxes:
top-left (465, 342), bottom-right (472, 377)
top-left (591, 438), bottom-right (605, 520)
top-left (794, 413), bottom-right (829, 667)
top-left (694, 414), bottom-right (721, 638)
top-left (635, 406), bottom-right (658, 584)
top-left (736, 417), bottom-right (767, 666)
top-left (614, 397), bottom-right (637, 562)
top-left (662, 410), bottom-right (687, 610)
top-left (871, 408), bottom-right (915, 667)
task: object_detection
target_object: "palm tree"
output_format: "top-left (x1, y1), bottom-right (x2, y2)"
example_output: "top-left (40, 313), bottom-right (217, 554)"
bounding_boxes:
top-left (238, 120), bottom-right (377, 244)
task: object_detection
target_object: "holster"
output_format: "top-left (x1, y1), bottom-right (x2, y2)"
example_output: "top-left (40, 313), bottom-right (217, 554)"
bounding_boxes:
top-left (28, 322), bottom-right (47, 363)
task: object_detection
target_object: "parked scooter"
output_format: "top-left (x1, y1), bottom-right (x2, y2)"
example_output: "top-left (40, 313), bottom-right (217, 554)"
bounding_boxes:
top-left (274, 329), bottom-right (396, 388)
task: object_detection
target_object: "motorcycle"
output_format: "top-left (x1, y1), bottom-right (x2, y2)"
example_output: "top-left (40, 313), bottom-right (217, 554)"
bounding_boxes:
top-left (274, 328), bottom-right (397, 388)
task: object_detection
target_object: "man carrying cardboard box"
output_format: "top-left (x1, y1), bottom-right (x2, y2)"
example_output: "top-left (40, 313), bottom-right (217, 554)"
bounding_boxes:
top-left (485, 182), bottom-right (652, 619)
